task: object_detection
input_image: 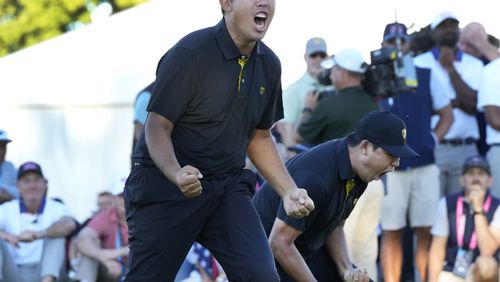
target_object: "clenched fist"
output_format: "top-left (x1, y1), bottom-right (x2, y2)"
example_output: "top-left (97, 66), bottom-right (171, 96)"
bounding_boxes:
top-left (175, 165), bottom-right (203, 198)
top-left (283, 188), bottom-right (315, 218)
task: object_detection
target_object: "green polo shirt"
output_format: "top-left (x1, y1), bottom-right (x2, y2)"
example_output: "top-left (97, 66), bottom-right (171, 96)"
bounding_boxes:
top-left (298, 86), bottom-right (379, 145)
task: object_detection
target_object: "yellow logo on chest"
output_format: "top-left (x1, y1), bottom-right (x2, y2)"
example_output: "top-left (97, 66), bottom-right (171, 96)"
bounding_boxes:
top-left (259, 86), bottom-right (265, 95)
top-left (345, 179), bottom-right (356, 198)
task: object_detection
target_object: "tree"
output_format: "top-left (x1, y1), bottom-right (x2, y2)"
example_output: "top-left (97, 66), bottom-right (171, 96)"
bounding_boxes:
top-left (0, 0), bottom-right (148, 57)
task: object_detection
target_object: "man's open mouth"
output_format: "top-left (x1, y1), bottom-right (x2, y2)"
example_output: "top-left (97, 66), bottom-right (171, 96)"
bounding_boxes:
top-left (254, 12), bottom-right (267, 28)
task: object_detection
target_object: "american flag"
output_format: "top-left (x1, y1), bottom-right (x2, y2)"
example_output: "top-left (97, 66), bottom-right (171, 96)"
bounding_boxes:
top-left (187, 242), bottom-right (219, 279)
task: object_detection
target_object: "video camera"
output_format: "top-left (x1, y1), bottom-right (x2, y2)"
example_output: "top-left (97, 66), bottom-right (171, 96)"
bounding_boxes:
top-left (316, 45), bottom-right (418, 100)
top-left (364, 46), bottom-right (418, 99)
top-left (312, 68), bottom-right (335, 100)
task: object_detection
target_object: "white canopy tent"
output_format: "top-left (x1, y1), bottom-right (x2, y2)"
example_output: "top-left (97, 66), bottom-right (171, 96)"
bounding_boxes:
top-left (0, 0), bottom-right (498, 220)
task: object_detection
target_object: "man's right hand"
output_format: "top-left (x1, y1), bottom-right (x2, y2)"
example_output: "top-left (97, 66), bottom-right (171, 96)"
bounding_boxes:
top-left (175, 165), bottom-right (203, 198)
top-left (468, 184), bottom-right (486, 212)
top-left (342, 268), bottom-right (370, 282)
top-left (283, 188), bottom-right (315, 218)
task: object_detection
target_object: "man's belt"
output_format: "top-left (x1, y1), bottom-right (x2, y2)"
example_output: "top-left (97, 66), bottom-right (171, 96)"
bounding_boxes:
top-left (440, 137), bottom-right (477, 145)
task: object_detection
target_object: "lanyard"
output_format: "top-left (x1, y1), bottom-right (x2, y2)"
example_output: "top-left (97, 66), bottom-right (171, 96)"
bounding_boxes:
top-left (456, 195), bottom-right (491, 249)
top-left (116, 224), bottom-right (122, 263)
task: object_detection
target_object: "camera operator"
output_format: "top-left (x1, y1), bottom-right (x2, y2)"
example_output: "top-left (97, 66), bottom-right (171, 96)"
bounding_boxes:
top-left (378, 22), bottom-right (454, 282)
top-left (296, 48), bottom-right (379, 146)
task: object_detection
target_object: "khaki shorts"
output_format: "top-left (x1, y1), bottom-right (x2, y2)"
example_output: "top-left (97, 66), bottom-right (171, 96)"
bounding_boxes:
top-left (381, 164), bottom-right (441, 230)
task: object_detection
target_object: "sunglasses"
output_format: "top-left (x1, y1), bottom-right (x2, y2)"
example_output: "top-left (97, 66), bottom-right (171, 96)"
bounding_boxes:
top-left (309, 52), bottom-right (327, 59)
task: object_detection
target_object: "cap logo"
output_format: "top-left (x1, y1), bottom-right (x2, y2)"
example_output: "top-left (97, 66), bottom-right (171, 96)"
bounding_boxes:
top-left (259, 86), bottom-right (265, 95)
top-left (313, 38), bottom-right (322, 45)
top-left (22, 163), bottom-right (38, 170)
top-left (390, 25), bottom-right (404, 34)
top-left (402, 128), bottom-right (407, 142)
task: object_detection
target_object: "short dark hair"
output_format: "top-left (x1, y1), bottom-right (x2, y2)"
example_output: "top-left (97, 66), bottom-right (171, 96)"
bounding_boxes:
top-left (98, 191), bottom-right (113, 197)
top-left (346, 132), bottom-right (380, 151)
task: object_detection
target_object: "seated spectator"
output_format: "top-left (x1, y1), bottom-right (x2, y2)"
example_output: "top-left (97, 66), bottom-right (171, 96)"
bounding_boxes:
top-left (0, 161), bottom-right (77, 282)
top-left (0, 129), bottom-right (19, 203)
top-left (67, 191), bottom-right (114, 280)
top-left (74, 180), bottom-right (128, 282)
top-left (96, 191), bottom-right (114, 214)
top-left (429, 156), bottom-right (500, 282)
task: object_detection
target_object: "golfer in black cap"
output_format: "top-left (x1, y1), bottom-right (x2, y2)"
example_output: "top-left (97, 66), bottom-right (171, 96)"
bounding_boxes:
top-left (253, 110), bottom-right (419, 282)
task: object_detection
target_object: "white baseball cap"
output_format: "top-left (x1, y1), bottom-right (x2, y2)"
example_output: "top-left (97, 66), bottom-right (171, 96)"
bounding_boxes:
top-left (321, 48), bottom-right (367, 74)
top-left (431, 11), bottom-right (459, 30)
top-left (0, 129), bottom-right (11, 143)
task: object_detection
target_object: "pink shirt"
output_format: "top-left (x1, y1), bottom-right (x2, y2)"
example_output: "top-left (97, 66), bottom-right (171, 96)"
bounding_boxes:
top-left (87, 207), bottom-right (128, 249)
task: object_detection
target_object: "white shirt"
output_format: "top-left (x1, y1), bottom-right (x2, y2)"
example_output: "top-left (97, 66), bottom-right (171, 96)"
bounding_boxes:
top-left (477, 58), bottom-right (500, 144)
top-left (0, 199), bottom-right (72, 265)
top-left (414, 50), bottom-right (484, 140)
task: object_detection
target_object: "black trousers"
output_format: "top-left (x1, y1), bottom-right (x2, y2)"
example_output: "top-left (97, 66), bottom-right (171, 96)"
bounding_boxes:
top-left (123, 165), bottom-right (279, 282)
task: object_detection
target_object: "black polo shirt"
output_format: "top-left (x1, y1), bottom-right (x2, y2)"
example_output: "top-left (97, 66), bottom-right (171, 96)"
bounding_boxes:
top-left (252, 138), bottom-right (367, 259)
top-left (132, 19), bottom-right (283, 178)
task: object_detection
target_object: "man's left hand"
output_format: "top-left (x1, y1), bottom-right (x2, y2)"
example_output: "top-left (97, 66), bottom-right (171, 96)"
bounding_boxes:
top-left (283, 188), bottom-right (315, 218)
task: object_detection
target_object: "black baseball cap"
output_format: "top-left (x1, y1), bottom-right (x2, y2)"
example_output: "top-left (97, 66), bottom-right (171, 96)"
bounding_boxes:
top-left (462, 155), bottom-right (490, 175)
top-left (18, 162), bottom-right (45, 180)
top-left (383, 22), bottom-right (410, 42)
top-left (355, 110), bottom-right (419, 158)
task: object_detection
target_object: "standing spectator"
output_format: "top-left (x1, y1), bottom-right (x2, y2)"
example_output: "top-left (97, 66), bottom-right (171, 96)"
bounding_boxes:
top-left (458, 23), bottom-right (500, 158)
top-left (0, 129), bottom-right (18, 203)
top-left (0, 162), bottom-right (76, 282)
top-left (379, 22), bottom-right (454, 282)
top-left (428, 156), bottom-right (500, 282)
top-left (460, 22), bottom-right (500, 198)
top-left (125, 0), bottom-right (314, 281)
top-left (132, 82), bottom-right (154, 149)
top-left (458, 22), bottom-right (499, 65)
top-left (297, 48), bottom-right (378, 145)
top-left (253, 110), bottom-right (419, 281)
top-left (278, 37), bottom-right (332, 156)
top-left (414, 11), bottom-right (484, 196)
top-left (74, 181), bottom-right (128, 282)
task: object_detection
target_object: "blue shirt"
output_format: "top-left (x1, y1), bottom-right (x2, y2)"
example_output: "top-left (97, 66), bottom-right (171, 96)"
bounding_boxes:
top-left (380, 67), bottom-right (440, 169)
top-left (0, 161), bottom-right (18, 199)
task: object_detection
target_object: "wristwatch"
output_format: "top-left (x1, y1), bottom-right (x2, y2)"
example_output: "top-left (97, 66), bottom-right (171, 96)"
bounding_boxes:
top-left (302, 107), bottom-right (313, 114)
top-left (473, 210), bottom-right (486, 216)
